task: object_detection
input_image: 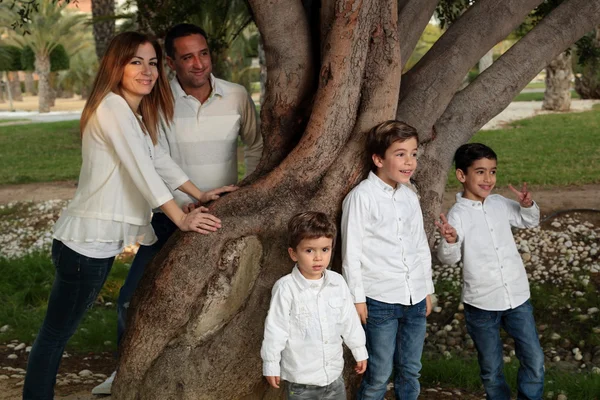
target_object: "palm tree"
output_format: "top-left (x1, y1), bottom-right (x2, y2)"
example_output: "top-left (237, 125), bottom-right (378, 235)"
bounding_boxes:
top-left (8, 0), bottom-right (86, 112)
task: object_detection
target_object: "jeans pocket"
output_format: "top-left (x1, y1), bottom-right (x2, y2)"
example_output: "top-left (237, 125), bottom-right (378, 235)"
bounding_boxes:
top-left (288, 382), bottom-right (306, 396)
top-left (366, 298), bottom-right (395, 325)
top-left (464, 304), bottom-right (494, 327)
top-left (51, 239), bottom-right (63, 268)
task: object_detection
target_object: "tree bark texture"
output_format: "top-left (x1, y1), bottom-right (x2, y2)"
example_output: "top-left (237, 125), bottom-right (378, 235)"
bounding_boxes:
top-left (8, 72), bottom-right (23, 102)
top-left (543, 51), bottom-right (573, 111)
top-left (24, 71), bottom-right (36, 95)
top-left (91, 0), bottom-right (116, 60)
top-left (113, 0), bottom-right (600, 399)
top-left (574, 25), bottom-right (600, 99)
top-left (35, 54), bottom-right (51, 113)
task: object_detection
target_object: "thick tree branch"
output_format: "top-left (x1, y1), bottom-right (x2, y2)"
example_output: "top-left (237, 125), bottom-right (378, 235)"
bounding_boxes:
top-left (261, 0), bottom-right (377, 187)
top-left (313, 0), bottom-right (401, 212)
top-left (397, 0), bottom-right (439, 68)
top-left (244, 0), bottom-right (315, 183)
top-left (397, 0), bottom-right (542, 140)
top-left (415, 0), bottom-right (600, 242)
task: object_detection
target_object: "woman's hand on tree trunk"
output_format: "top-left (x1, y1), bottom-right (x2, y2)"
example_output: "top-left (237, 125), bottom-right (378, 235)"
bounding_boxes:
top-left (177, 208), bottom-right (222, 234)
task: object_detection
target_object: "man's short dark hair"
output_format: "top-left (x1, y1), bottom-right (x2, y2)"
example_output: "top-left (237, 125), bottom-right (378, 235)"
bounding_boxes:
top-left (366, 120), bottom-right (419, 170)
top-left (288, 211), bottom-right (337, 249)
top-left (454, 143), bottom-right (498, 172)
top-left (165, 24), bottom-right (209, 59)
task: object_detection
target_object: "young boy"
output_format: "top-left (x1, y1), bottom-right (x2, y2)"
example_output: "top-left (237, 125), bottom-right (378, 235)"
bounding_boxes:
top-left (261, 211), bottom-right (368, 400)
top-left (435, 143), bottom-right (544, 400)
top-left (341, 120), bottom-right (434, 400)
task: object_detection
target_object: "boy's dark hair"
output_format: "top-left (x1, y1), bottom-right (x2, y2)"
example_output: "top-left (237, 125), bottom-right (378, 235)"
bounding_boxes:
top-left (288, 211), bottom-right (337, 249)
top-left (366, 120), bottom-right (419, 170)
top-left (165, 24), bottom-right (209, 59)
top-left (454, 143), bottom-right (497, 172)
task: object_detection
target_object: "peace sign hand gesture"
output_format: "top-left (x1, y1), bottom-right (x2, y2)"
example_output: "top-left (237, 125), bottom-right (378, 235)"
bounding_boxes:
top-left (435, 213), bottom-right (458, 244)
top-left (508, 182), bottom-right (533, 208)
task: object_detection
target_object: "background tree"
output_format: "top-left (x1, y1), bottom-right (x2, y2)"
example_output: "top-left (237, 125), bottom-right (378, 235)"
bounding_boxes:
top-left (0, 45), bottom-right (22, 106)
top-left (574, 26), bottom-right (600, 99)
top-left (91, 0), bottom-right (116, 60)
top-left (21, 44), bottom-right (71, 105)
top-left (9, 0), bottom-right (86, 112)
top-left (103, 0), bottom-right (600, 399)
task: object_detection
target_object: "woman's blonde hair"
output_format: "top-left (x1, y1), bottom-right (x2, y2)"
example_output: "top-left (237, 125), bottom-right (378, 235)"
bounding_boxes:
top-left (80, 31), bottom-right (174, 145)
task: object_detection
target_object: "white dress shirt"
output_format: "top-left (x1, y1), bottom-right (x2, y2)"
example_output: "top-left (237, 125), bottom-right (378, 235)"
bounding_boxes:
top-left (437, 193), bottom-right (540, 311)
top-left (159, 75), bottom-right (263, 207)
top-left (261, 267), bottom-right (368, 386)
top-left (341, 172), bottom-right (434, 305)
top-left (53, 93), bottom-right (189, 254)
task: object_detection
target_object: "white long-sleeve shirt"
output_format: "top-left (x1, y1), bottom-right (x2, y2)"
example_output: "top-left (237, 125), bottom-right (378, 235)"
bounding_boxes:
top-left (261, 267), bottom-right (367, 386)
top-left (159, 75), bottom-right (263, 207)
top-left (437, 193), bottom-right (540, 311)
top-left (53, 92), bottom-right (189, 250)
top-left (341, 172), bottom-right (434, 305)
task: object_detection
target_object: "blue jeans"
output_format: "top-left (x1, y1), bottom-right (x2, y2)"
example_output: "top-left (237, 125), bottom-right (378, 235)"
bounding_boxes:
top-left (23, 240), bottom-right (114, 400)
top-left (116, 213), bottom-right (176, 347)
top-left (286, 375), bottom-right (346, 400)
top-left (357, 297), bottom-right (427, 400)
top-left (464, 300), bottom-right (544, 400)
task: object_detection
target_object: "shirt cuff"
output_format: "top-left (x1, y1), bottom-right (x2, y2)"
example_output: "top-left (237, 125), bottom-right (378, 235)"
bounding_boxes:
top-left (352, 288), bottom-right (366, 304)
top-left (426, 279), bottom-right (435, 295)
top-left (166, 174), bottom-right (189, 191)
top-left (350, 346), bottom-right (368, 362)
top-left (262, 361), bottom-right (281, 377)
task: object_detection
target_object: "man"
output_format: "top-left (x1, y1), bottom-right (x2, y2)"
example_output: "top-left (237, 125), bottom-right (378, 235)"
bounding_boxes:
top-left (92, 23), bottom-right (263, 395)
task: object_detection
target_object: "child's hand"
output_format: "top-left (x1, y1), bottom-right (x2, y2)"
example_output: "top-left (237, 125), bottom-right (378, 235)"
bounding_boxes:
top-left (355, 303), bottom-right (368, 325)
top-left (508, 182), bottom-right (533, 208)
top-left (425, 294), bottom-right (432, 317)
top-left (265, 376), bottom-right (280, 389)
top-left (355, 360), bottom-right (367, 374)
top-left (434, 214), bottom-right (457, 244)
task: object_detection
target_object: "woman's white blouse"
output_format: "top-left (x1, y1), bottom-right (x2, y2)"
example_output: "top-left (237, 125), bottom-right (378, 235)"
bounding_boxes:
top-left (53, 92), bottom-right (189, 249)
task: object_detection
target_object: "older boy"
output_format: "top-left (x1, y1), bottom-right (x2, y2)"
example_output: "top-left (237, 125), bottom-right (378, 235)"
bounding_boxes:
top-left (261, 211), bottom-right (368, 400)
top-left (436, 143), bottom-right (544, 400)
top-left (342, 120), bottom-right (434, 400)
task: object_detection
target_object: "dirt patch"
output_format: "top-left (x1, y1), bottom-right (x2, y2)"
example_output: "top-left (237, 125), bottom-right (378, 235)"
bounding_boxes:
top-left (0, 181), bottom-right (78, 205)
top-left (1, 181), bottom-right (599, 214)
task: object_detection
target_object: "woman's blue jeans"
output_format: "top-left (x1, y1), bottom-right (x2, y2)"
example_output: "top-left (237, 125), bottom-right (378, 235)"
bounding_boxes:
top-left (23, 240), bottom-right (114, 400)
top-left (464, 300), bottom-right (545, 400)
top-left (357, 297), bottom-right (427, 400)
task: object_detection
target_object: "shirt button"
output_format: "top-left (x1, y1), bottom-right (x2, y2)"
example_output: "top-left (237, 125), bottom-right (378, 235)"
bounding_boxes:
top-left (495, 247), bottom-right (499, 250)
top-left (501, 265), bottom-right (504, 269)
top-left (504, 283), bottom-right (508, 286)
top-left (324, 340), bottom-right (328, 344)
top-left (490, 229), bottom-right (494, 232)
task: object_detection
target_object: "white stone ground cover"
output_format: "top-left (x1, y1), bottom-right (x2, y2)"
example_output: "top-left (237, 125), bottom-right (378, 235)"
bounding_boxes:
top-left (1, 200), bottom-right (599, 392)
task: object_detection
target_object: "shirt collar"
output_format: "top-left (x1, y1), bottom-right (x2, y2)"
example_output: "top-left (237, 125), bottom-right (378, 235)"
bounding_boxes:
top-left (291, 265), bottom-right (338, 290)
top-left (367, 171), bottom-right (396, 194)
top-left (170, 74), bottom-right (223, 100)
top-left (456, 192), bottom-right (483, 208)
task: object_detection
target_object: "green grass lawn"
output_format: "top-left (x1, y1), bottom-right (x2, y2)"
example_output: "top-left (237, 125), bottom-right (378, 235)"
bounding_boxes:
top-left (513, 90), bottom-right (580, 102)
top-left (0, 120), bottom-right (82, 185)
top-left (446, 107), bottom-right (600, 188)
top-left (0, 252), bottom-right (130, 352)
top-left (525, 81), bottom-right (546, 89)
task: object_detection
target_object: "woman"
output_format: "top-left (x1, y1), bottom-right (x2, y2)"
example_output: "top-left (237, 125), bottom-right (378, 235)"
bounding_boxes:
top-left (22, 32), bottom-right (235, 399)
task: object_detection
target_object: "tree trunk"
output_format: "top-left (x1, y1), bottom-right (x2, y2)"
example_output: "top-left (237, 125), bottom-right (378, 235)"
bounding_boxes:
top-left (8, 72), bottom-right (23, 101)
top-left (35, 54), bottom-right (51, 113)
top-left (543, 50), bottom-right (573, 111)
top-left (24, 71), bottom-right (36, 95)
top-left (258, 39), bottom-right (266, 107)
top-left (112, 1), bottom-right (600, 399)
top-left (92, 0), bottom-right (116, 60)
top-left (574, 25), bottom-right (600, 99)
